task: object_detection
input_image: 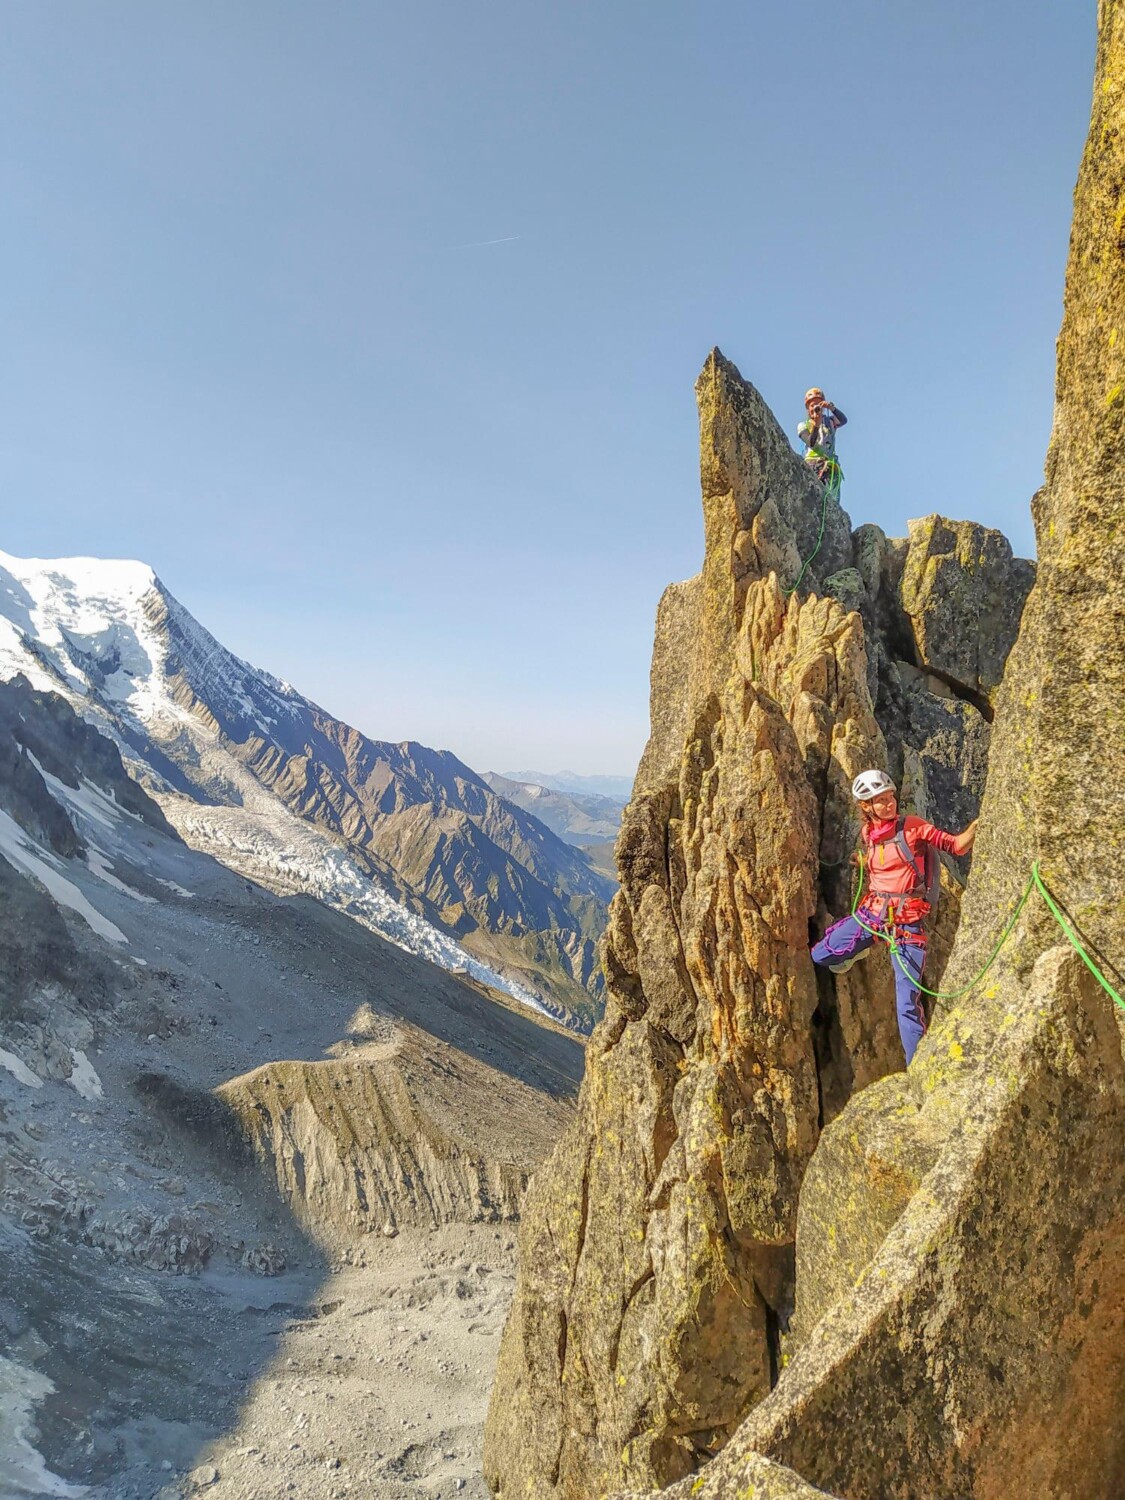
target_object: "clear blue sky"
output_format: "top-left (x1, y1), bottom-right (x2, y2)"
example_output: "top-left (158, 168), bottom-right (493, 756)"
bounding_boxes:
top-left (0, 2), bottom-right (1094, 776)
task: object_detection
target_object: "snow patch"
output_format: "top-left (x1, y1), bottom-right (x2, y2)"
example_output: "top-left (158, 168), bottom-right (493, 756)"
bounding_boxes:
top-left (28, 754), bottom-right (123, 833)
top-left (0, 549), bottom-right (182, 729)
top-left (85, 847), bottom-right (157, 904)
top-left (154, 877), bottom-right (195, 899)
top-left (0, 808), bottom-right (128, 945)
top-left (0, 1356), bottom-right (88, 1496)
top-left (0, 1048), bottom-right (42, 1088)
top-left (68, 1049), bottom-right (104, 1100)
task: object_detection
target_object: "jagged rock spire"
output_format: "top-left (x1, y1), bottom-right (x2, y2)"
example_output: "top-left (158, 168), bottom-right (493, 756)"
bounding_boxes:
top-left (617, 8), bottom-right (1125, 1497)
top-left (484, 335), bottom-right (1033, 1496)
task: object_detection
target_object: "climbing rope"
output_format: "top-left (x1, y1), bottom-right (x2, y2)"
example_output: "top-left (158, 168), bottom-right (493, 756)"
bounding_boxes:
top-left (787, 452), bottom-right (842, 597)
top-left (1031, 865), bottom-right (1125, 1013)
top-left (846, 856), bottom-right (1125, 1012)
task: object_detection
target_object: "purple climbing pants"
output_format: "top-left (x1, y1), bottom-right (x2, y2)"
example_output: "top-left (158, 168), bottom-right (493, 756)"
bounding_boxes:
top-left (811, 911), bottom-right (928, 1064)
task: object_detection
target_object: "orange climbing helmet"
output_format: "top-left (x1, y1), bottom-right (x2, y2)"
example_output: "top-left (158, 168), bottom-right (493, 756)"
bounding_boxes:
top-left (805, 387), bottom-right (825, 405)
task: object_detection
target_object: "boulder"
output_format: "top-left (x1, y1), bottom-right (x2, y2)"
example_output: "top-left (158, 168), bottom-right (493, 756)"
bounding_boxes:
top-left (899, 515), bottom-right (1034, 706)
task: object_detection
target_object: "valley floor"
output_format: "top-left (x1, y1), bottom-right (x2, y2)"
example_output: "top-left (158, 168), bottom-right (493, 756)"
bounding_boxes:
top-left (0, 727), bottom-right (580, 1500)
top-left (90, 1224), bottom-right (515, 1500)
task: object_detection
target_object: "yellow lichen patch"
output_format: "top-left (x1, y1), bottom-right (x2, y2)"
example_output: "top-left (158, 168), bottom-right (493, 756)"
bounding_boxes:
top-left (1105, 382), bottom-right (1124, 410)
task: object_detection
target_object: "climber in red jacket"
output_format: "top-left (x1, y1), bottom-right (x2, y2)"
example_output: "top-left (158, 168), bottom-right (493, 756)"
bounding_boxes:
top-left (810, 769), bottom-right (978, 1064)
top-left (798, 388), bottom-right (847, 487)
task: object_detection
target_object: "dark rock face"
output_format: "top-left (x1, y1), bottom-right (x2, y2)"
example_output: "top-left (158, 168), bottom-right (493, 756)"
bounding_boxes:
top-left (0, 676), bottom-right (165, 1025)
top-left (484, 353), bottom-right (1031, 1499)
top-left (899, 516), bottom-right (1034, 705)
top-left (827, 515), bottom-right (1034, 830)
top-left (611, 7), bottom-right (1125, 1498)
top-left (0, 674), bottom-right (175, 852)
top-left (0, 856), bottom-right (97, 1026)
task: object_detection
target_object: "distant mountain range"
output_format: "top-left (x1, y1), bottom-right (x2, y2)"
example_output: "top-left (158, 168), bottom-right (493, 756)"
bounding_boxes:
top-left (0, 551), bottom-right (612, 1028)
top-left (501, 770), bottom-right (633, 802)
top-left (485, 774), bottom-right (625, 888)
top-left (483, 774), bottom-right (624, 846)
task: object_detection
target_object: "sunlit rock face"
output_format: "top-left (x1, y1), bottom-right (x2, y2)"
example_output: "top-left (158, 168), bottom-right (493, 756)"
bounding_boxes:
top-left (483, 347), bottom-right (1032, 1499)
top-left (608, 6), bottom-right (1125, 1499)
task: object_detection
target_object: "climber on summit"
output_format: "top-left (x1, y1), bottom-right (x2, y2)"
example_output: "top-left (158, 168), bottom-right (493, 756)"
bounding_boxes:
top-left (798, 388), bottom-right (846, 490)
top-left (810, 770), bottom-right (978, 1065)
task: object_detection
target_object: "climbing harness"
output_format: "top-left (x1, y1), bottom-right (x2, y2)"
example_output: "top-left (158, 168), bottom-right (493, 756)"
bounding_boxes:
top-left (787, 449), bottom-right (842, 597)
top-left (848, 856), bottom-right (1125, 1011)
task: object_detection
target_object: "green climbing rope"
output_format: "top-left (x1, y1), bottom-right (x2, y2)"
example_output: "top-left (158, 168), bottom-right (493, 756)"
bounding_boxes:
top-left (845, 856), bottom-right (1125, 1011)
top-left (1031, 865), bottom-right (1125, 1013)
top-left (787, 452), bottom-right (842, 596)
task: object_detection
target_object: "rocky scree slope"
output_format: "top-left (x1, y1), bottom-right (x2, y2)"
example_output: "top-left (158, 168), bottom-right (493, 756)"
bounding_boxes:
top-left (602, 6), bottom-right (1125, 1498)
top-left (0, 673), bottom-right (584, 1496)
top-left (0, 552), bottom-right (612, 1029)
top-left (483, 347), bottom-right (1032, 1498)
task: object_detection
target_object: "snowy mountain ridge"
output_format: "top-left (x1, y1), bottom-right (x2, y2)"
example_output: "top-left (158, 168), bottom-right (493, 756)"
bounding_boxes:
top-left (0, 549), bottom-right (305, 744)
top-left (0, 550), bottom-right (608, 1024)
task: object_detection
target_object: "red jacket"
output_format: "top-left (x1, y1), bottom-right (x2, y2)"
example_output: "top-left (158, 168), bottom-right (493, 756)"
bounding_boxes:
top-left (862, 815), bottom-right (957, 897)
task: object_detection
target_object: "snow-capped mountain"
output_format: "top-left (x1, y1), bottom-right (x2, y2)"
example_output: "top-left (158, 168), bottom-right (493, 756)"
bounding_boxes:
top-left (0, 551), bottom-right (612, 1026)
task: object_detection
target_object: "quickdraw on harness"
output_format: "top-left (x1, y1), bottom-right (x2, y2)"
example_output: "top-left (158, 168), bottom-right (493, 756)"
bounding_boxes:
top-left (857, 893), bottom-right (928, 949)
top-left (787, 447), bottom-right (843, 597)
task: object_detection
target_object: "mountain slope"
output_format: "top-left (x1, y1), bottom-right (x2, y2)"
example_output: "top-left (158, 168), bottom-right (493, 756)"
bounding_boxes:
top-left (0, 672), bottom-right (583, 1497)
top-left (0, 552), bottom-right (611, 1027)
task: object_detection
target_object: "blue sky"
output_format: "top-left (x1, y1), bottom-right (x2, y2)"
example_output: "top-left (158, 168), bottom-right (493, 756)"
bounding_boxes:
top-left (0, 3), bottom-right (1094, 775)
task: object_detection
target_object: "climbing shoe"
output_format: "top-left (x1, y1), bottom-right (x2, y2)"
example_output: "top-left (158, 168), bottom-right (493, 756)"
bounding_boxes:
top-left (828, 954), bottom-right (864, 974)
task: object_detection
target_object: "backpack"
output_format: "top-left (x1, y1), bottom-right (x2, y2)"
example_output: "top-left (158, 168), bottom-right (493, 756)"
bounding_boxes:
top-left (869, 815), bottom-right (942, 912)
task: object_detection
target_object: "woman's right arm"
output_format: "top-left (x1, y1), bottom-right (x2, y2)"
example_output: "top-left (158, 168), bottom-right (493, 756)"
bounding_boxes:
top-left (950, 819), bottom-right (979, 857)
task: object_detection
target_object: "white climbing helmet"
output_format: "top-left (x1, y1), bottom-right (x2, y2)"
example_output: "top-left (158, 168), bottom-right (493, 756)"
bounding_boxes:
top-left (851, 769), bottom-right (896, 803)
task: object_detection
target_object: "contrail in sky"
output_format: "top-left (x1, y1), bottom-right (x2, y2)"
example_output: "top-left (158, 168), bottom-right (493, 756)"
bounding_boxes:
top-left (443, 235), bottom-right (522, 250)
